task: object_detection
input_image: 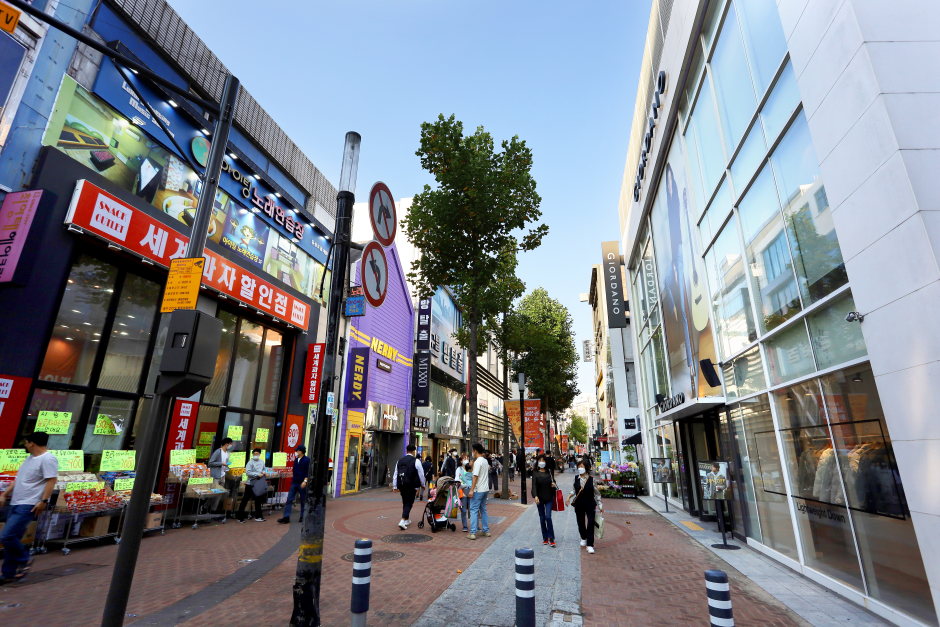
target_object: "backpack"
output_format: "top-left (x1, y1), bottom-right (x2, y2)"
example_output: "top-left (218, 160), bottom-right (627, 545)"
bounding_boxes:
top-left (397, 455), bottom-right (419, 488)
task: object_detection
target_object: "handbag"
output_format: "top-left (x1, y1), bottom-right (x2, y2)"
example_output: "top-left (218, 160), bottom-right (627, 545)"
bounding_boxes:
top-left (250, 476), bottom-right (268, 497)
top-left (551, 472), bottom-right (564, 512)
top-left (594, 514), bottom-right (605, 539)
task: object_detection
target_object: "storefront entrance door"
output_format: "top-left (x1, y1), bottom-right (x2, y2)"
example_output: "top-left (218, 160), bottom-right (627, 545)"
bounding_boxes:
top-left (343, 431), bottom-right (363, 494)
top-left (676, 412), bottom-right (725, 522)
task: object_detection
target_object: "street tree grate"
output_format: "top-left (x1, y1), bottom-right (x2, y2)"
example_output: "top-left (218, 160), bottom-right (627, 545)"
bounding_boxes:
top-left (341, 550), bottom-right (405, 562)
top-left (381, 533), bottom-right (432, 544)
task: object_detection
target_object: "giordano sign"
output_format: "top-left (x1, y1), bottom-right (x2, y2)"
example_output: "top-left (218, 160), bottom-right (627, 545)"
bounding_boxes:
top-left (658, 392), bottom-right (685, 413)
top-left (633, 71), bottom-right (668, 202)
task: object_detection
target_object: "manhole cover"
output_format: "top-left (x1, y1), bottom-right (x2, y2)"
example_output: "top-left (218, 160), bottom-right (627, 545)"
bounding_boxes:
top-left (381, 533), bottom-right (432, 544)
top-left (341, 550), bottom-right (404, 562)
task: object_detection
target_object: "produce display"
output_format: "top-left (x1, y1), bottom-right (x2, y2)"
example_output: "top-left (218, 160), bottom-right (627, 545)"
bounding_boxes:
top-left (170, 463), bottom-right (209, 481)
top-left (61, 483), bottom-right (123, 513)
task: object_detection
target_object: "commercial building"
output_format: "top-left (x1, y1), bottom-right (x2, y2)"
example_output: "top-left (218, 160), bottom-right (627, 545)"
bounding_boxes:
top-left (620, 0), bottom-right (940, 624)
top-left (0, 0), bottom-right (335, 478)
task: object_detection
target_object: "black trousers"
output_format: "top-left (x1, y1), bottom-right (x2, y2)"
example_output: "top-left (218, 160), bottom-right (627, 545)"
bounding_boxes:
top-left (237, 487), bottom-right (266, 520)
top-left (400, 486), bottom-right (417, 520)
top-left (575, 506), bottom-right (596, 547)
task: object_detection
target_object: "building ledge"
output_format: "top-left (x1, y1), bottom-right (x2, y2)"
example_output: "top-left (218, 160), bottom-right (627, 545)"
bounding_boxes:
top-left (653, 397), bottom-right (726, 422)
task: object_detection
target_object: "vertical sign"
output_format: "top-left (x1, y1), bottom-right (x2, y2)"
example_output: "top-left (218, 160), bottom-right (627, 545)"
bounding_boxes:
top-left (601, 241), bottom-right (627, 328)
top-left (582, 339), bottom-right (593, 362)
top-left (416, 296), bottom-right (432, 351)
top-left (158, 399), bottom-right (199, 508)
top-left (160, 257), bottom-right (205, 313)
top-left (0, 190), bottom-right (42, 284)
top-left (413, 352), bottom-right (431, 407)
top-left (281, 413), bottom-right (304, 471)
top-left (344, 347), bottom-right (370, 409)
top-left (0, 374), bottom-right (31, 447)
top-left (303, 343), bottom-right (325, 404)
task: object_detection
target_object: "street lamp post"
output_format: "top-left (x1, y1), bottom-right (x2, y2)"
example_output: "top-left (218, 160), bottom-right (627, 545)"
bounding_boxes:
top-left (518, 372), bottom-right (527, 506)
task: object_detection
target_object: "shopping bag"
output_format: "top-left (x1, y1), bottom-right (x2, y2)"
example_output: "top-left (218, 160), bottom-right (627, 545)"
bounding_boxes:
top-left (594, 514), bottom-right (605, 540)
top-left (553, 487), bottom-right (565, 512)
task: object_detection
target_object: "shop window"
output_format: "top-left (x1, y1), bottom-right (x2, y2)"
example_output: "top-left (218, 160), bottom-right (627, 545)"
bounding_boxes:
top-left (721, 346), bottom-right (765, 399)
top-left (734, 0), bottom-right (788, 97)
top-left (689, 77), bottom-right (726, 197)
top-left (726, 404), bottom-right (761, 542)
top-left (98, 273), bottom-right (160, 393)
top-left (710, 2), bottom-right (757, 152)
top-left (700, 179), bottom-right (731, 250)
top-left (705, 220), bottom-right (756, 359)
top-left (251, 415), bottom-right (276, 464)
top-left (638, 238), bottom-right (660, 329)
top-left (765, 322), bottom-right (816, 385)
top-left (729, 122), bottom-right (766, 194)
top-left (759, 61), bottom-right (800, 144)
top-left (191, 405), bottom-right (221, 461)
top-left (770, 114), bottom-right (847, 305)
top-left (255, 329), bottom-right (284, 413)
top-left (806, 293), bottom-right (867, 370)
top-left (203, 310), bottom-right (238, 405)
top-left (79, 396), bottom-right (136, 471)
top-left (228, 319), bottom-right (263, 409)
top-left (23, 390), bottom-right (85, 450)
top-left (738, 166), bottom-right (802, 332)
top-left (701, 0), bottom-right (725, 51)
top-left (39, 256), bottom-right (118, 388)
top-left (649, 327), bottom-right (669, 402)
top-left (221, 412), bottom-right (251, 453)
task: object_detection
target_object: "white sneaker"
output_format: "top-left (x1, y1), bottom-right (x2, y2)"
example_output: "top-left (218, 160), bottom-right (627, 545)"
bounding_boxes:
top-left (404, 520), bottom-right (411, 526)
top-left (586, 546), bottom-right (595, 554)
top-left (580, 539), bottom-right (587, 547)
top-left (398, 520), bottom-right (407, 530)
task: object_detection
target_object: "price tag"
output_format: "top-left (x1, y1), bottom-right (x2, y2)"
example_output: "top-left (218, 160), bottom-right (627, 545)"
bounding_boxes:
top-left (228, 452), bottom-right (245, 468)
top-left (196, 445), bottom-right (211, 459)
top-left (0, 449), bottom-right (28, 472)
top-left (169, 449), bottom-right (196, 465)
top-left (51, 449), bottom-right (84, 472)
top-left (93, 414), bottom-right (118, 435)
top-left (36, 411), bottom-right (72, 434)
top-left (255, 428), bottom-right (269, 443)
top-left (66, 481), bottom-right (104, 492)
top-left (100, 450), bottom-right (136, 471)
top-left (272, 452), bottom-right (287, 468)
top-left (227, 425), bottom-right (243, 440)
top-left (114, 477), bottom-right (135, 491)
top-left (198, 431), bottom-right (214, 444)
top-left (188, 477), bottom-right (213, 485)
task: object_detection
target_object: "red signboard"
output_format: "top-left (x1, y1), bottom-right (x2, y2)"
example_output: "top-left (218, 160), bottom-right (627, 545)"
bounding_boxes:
top-left (523, 400), bottom-right (543, 451)
top-left (303, 343), bottom-right (325, 403)
top-left (560, 434), bottom-right (569, 451)
top-left (158, 399), bottom-right (199, 508)
top-left (0, 374), bottom-right (32, 447)
top-left (65, 180), bottom-right (310, 329)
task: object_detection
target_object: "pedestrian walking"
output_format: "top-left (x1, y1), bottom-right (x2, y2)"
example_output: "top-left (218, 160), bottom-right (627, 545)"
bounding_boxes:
top-left (236, 448), bottom-right (268, 522)
top-left (567, 459), bottom-right (603, 554)
top-left (276, 444), bottom-right (309, 524)
top-left (441, 448), bottom-right (458, 479)
top-left (488, 451), bottom-right (500, 491)
top-left (531, 453), bottom-right (557, 547)
top-left (207, 437), bottom-right (235, 479)
top-left (467, 443), bottom-right (491, 540)
top-left (0, 432), bottom-right (57, 583)
top-left (418, 455), bottom-right (433, 501)
top-left (392, 444), bottom-right (425, 530)
top-left (508, 451), bottom-right (516, 481)
top-left (457, 454), bottom-right (473, 532)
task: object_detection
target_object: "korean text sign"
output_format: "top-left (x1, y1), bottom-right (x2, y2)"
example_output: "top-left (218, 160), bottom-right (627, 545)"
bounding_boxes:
top-left (303, 343), bottom-right (325, 404)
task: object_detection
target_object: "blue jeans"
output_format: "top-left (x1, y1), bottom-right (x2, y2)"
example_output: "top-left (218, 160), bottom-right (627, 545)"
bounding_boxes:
top-left (469, 491), bottom-right (489, 534)
top-left (459, 495), bottom-right (470, 530)
top-left (283, 483), bottom-right (306, 519)
top-left (537, 501), bottom-right (555, 541)
top-left (1, 504), bottom-right (35, 579)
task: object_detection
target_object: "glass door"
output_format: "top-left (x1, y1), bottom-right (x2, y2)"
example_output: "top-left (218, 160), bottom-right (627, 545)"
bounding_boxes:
top-left (343, 430), bottom-right (362, 494)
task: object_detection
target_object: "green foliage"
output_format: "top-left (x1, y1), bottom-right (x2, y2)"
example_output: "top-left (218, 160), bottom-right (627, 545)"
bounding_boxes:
top-left (568, 415), bottom-right (588, 444)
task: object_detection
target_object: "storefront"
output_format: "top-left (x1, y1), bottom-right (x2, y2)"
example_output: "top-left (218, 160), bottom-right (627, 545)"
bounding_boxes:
top-left (623, 0), bottom-right (938, 624)
top-left (334, 244), bottom-right (414, 496)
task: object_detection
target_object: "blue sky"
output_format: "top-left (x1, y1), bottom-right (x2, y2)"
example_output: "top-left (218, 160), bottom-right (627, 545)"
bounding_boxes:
top-left (167, 0), bottom-right (653, 398)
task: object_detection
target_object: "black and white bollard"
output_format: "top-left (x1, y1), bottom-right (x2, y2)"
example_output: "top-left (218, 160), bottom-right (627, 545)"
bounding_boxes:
top-left (350, 538), bottom-right (372, 627)
top-left (515, 547), bottom-right (535, 627)
top-left (705, 569), bottom-right (734, 627)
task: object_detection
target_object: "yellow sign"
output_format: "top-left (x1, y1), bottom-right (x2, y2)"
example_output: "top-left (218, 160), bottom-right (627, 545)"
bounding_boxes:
top-left (227, 425), bottom-right (243, 440)
top-left (196, 445), bottom-right (211, 459)
top-left (0, 2), bottom-right (20, 35)
top-left (255, 428), bottom-right (269, 443)
top-left (114, 477), bottom-right (135, 491)
top-left (228, 452), bottom-right (245, 468)
top-left (188, 477), bottom-right (213, 485)
top-left (66, 481), bottom-right (104, 492)
top-left (0, 449), bottom-right (28, 472)
top-left (93, 414), bottom-right (118, 435)
top-left (198, 431), bottom-right (214, 444)
top-left (169, 449), bottom-right (196, 465)
top-left (272, 452), bottom-right (287, 468)
top-left (160, 257), bottom-right (205, 313)
top-left (51, 449), bottom-right (84, 472)
top-left (36, 411), bottom-right (72, 434)
top-left (100, 450), bottom-right (136, 471)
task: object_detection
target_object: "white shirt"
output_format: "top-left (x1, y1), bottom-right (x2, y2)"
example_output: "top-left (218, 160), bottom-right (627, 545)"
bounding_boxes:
top-left (220, 448), bottom-right (229, 465)
top-left (11, 451), bottom-right (58, 507)
top-left (472, 456), bottom-right (490, 493)
top-left (391, 455), bottom-right (426, 489)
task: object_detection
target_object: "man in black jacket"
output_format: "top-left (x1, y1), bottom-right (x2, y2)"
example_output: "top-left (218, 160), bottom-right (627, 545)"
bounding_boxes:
top-left (392, 444), bottom-right (425, 529)
top-left (441, 448), bottom-right (458, 479)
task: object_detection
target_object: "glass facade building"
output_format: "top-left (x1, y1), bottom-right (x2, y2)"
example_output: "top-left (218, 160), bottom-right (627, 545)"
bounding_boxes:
top-left (622, 0), bottom-right (938, 624)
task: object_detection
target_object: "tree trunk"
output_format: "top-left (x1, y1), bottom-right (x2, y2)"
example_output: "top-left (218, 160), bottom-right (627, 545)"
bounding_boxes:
top-left (501, 335), bottom-right (510, 499)
top-left (467, 305), bottom-right (479, 444)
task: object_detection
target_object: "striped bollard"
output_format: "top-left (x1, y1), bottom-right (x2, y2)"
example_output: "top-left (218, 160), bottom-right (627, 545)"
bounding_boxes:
top-left (515, 547), bottom-right (535, 627)
top-left (705, 569), bottom-right (734, 627)
top-left (350, 539), bottom-right (372, 627)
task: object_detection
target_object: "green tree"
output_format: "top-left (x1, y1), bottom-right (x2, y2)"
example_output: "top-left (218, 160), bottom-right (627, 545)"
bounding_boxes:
top-left (568, 415), bottom-right (588, 445)
top-left (403, 115), bottom-right (547, 442)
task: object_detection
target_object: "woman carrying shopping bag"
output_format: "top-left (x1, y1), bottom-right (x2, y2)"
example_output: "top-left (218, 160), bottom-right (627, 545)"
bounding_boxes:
top-left (237, 448), bottom-right (268, 523)
top-left (567, 458), bottom-right (603, 554)
top-left (531, 453), bottom-right (558, 547)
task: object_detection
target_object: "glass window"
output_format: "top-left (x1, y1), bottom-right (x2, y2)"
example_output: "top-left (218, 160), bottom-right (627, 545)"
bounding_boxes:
top-left (255, 329), bottom-right (284, 412)
top-left (722, 346), bottom-right (765, 399)
top-left (684, 124), bottom-right (709, 215)
top-left (23, 390), bottom-right (85, 450)
top-left (765, 322), bottom-right (816, 385)
top-left (203, 310), bottom-right (237, 405)
top-left (771, 114), bottom-right (848, 305)
top-left (39, 256), bottom-right (118, 387)
top-left (701, 179), bottom-right (732, 249)
top-left (98, 273), bottom-right (160, 393)
top-left (734, 0), bottom-right (788, 97)
top-left (702, 0), bottom-right (726, 50)
top-left (638, 238), bottom-right (660, 329)
top-left (710, 2), bottom-right (757, 151)
top-left (251, 415), bottom-right (276, 464)
top-left (705, 219), bottom-right (756, 359)
top-left (80, 396), bottom-right (136, 470)
top-left (738, 166), bottom-right (802, 332)
top-left (726, 404), bottom-right (761, 542)
top-left (228, 320), bottom-right (263, 409)
top-left (690, 77), bottom-right (726, 197)
top-left (807, 293), bottom-right (867, 370)
top-left (729, 122), bottom-right (767, 193)
top-left (191, 405), bottom-right (221, 461)
top-left (759, 61), bottom-right (801, 143)
top-left (221, 411), bottom-right (251, 453)
top-left (819, 366), bottom-right (937, 625)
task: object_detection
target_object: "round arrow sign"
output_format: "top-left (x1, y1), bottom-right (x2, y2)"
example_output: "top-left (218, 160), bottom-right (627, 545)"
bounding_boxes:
top-left (361, 241), bottom-right (389, 308)
top-left (368, 182), bottom-right (396, 247)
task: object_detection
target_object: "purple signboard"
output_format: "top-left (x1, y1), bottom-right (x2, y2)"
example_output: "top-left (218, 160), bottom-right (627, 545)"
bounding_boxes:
top-left (345, 347), bottom-right (370, 409)
top-left (0, 190), bottom-right (42, 284)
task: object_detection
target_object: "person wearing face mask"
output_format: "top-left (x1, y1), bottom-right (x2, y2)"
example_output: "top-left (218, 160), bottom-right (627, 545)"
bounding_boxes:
top-left (207, 437), bottom-right (234, 480)
top-left (441, 448), bottom-right (458, 480)
top-left (457, 454), bottom-right (473, 532)
top-left (567, 459), bottom-right (603, 554)
top-left (531, 453), bottom-right (558, 547)
top-left (236, 448), bottom-right (268, 523)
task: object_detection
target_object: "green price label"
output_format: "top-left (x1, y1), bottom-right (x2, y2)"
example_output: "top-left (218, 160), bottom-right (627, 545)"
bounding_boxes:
top-left (36, 411), bottom-right (72, 434)
top-left (169, 449), bottom-right (196, 465)
top-left (93, 414), bottom-right (118, 435)
top-left (114, 477), bottom-right (135, 491)
top-left (255, 428), bottom-right (269, 443)
top-left (196, 445), bottom-right (211, 459)
top-left (100, 450), bottom-right (136, 471)
top-left (188, 477), bottom-right (213, 485)
top-left (272, 452), bottom-right (288, 468)
top-left (198, 431), bottom-right (214, 444)
top-left (66, 481), bottom-right (104, 492)
top-left (228, 452), bottom-right (245, 468)
top-left (0, 449), bottom-right (28, 472)
top-left (227, 425), bottom-right (243, 440)
top-left (51, 449), bottom-right (84, 472)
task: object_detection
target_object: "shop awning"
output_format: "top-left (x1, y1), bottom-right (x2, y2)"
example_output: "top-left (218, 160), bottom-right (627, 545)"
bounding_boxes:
top-left (654, 397), bottom-right (726, 422)
top-left (622, 432), bottom-right (643, 445)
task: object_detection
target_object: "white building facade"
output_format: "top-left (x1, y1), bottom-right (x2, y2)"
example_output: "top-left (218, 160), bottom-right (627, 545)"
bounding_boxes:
top-left (620, 0), bottom-right (940, 625)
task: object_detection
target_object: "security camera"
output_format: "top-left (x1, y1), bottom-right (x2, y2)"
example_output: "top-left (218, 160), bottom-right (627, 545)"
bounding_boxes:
top-left (845, 311), bottom-right (864, 323)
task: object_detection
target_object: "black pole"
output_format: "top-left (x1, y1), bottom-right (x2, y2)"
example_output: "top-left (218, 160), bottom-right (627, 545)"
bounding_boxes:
top-left (664, 491), bottom-right (669, 513)
top-left (519, 386), bottom-right (526, 506)
top-left (291, 186), bottom-right (355, 626)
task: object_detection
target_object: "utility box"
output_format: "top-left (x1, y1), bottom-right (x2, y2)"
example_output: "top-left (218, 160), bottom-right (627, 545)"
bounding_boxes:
top-left (157, 310), bottom-right (222, 397)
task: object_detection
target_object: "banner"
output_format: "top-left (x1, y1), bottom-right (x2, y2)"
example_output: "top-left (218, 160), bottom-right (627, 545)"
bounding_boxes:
top-left (413, 351), bottom-right (431, 407)
top-left (0, 374), bottom-right (32, 448)
top-left (416, 296), bottom-right (431, 351)
top-left (158, 399), bottom-right (199, 508)
top-left (344, 347), bottom-right (370, 409)
top-left (303, 343), bottom-right (325, 404)
top-left (507, 400), bottom-right (543, 451)
top-left (561, 434), bottom-right (569, 451)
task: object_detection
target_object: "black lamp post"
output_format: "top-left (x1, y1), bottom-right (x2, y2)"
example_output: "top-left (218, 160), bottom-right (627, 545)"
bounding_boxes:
top-left (518, 372), bottom-right (527, 506)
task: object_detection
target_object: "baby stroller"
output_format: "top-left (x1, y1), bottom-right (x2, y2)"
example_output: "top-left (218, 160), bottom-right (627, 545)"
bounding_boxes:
top-left (417, 476), bottom-right (459, 532)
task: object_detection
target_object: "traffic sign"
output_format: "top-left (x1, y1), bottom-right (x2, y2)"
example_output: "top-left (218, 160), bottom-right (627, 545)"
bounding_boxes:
top-left (361, 241), bottom-right (388, 308)
top-left (161, 257), bottom-right (205, 313)
top-left (0, 2), bottom-right (21, 35)
top-left (368, 182), bottom-right (396, 247)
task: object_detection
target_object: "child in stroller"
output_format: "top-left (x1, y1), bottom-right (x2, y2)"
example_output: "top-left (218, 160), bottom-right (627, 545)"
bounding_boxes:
top-left (417, 476), bottom-right (459, 532)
